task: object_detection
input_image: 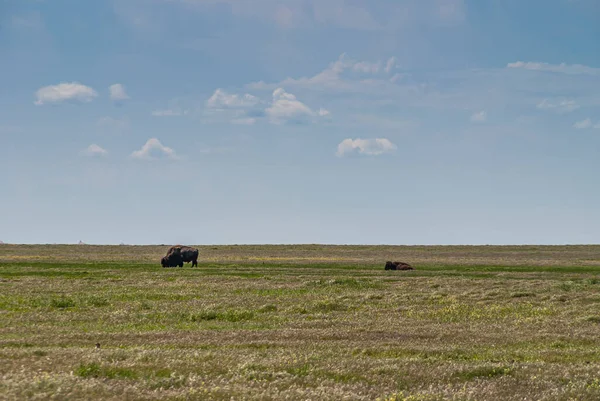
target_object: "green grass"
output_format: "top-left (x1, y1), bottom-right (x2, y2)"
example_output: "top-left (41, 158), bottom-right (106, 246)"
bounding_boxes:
top-left (1, 244), bottom-right (600, 400)
top-left (75, 363), bottom-right (138, 379)
top-left (455, 365), bottom-right (513, 380)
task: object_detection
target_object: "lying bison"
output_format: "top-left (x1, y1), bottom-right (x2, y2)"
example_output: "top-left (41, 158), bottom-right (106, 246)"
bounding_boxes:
top-left (161, 245), bottom-right (199, 268)
top-left (385, 261), bottom-right (414, 271)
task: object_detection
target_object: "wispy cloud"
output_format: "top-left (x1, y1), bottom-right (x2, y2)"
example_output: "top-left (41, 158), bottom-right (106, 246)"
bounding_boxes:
top-left (231, 118), bottom-right (257, 125)
top-left (248, 53), bottom-right (399, 91)
top-left (507, 61), bottom-right (600, 76)
top-left (384, 56), bottom-right (398, 74)
top-left (130, 138), bottom-right (178, 160)
top-left (470, 110), bottom-right (487, 123)
top-left (109, 84), bottom-right (130, 101)
top-left (353, 61), bottom-right (382, 74)
top-left (244, 54), bottom-right (597, 120)
top-left (536, 99), bottom-right (580, 114)
top-left (336, 138), bottom-right (397, 157)
top-left (149, 0), bottom-right (466, 31)
top-left (34, 82), bottom-right (98, 105)
top-left (82, 144), bottom-right (108, 157)
top-left (574, 118), bottom-right (593, 129)
top-left (318, 108), bottom-right (331, 117)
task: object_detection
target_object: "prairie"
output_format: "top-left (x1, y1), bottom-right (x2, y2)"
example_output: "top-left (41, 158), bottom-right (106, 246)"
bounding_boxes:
top-left (1, 244), bottom-right (600, 400)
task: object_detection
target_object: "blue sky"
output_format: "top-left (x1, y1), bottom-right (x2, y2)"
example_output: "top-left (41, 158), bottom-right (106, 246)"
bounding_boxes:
top-left (1, 0), bottom-right (599, 245)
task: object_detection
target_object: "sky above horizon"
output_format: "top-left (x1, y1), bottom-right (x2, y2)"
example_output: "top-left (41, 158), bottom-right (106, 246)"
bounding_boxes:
top-left (1, 0), bottom-right (600, 245)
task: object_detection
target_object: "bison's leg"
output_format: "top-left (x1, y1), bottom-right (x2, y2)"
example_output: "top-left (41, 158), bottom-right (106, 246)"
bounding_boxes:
top-left (192, 258), bottom-right (197, 267)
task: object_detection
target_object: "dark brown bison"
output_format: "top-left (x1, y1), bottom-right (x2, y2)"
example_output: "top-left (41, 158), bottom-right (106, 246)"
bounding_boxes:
top-left (164, 245), bottom-right (199, 267)
top-left (385, 261), bottom-right (414, 271)
top-left (161, 255), bottom-right (183, 268)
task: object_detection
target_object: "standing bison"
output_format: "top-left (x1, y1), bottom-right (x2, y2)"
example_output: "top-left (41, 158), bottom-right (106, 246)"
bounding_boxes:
top-left (385, 261), bottom-right (414, 271)
top-left (161, 245), bottom-right (199, 268)
top-left (161, 255), bottom-right (182, 268)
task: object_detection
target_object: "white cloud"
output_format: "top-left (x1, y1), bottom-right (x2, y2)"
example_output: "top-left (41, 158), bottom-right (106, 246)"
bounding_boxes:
top-left (109, 84), bottom-right (130, 101)
top-left (204, 89), bottom-right (263, 124)
top-left (130, 138), bottom-right (178, 160)
top-left (34, 82), bottom-right (98, 105)
top-left (336, 138), bottom-right (397, 157)
top-left (209, 55), bottom-right (598, 134)
top-left (536, 99), bottom-right (580, 114)
top-left (318, 108), bottom-right (331, 117)
top-left (249, 53), bottom-right (398, 91)
top-left (353, 61), bottom-right (382, 74)
top-left (574, 118), bottom-right (592, 129)
top-left (384, 57), bottom-right (398, 74)
top-left (390, 73), bottom-right (405, 83)
top-left (266, 88), bottom-right (327, 124)
top-left (470, 110), bottom-right (487, 123)
top-left (203, 87), bottom-right (328, 125)
top-left (207, 89), bottom-right (259, 109)
top-left (507, 61), bottom-right (600, 76)
top-left (82, 144), bottom-right (108, 157)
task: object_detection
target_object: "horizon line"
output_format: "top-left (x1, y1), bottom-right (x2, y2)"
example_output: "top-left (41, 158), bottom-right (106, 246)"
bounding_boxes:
top-left (1, 243), bottom-right (600, 247)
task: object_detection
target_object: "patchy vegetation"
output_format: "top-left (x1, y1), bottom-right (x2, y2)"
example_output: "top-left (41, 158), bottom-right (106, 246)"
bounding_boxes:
top-left (1, 244), bottom-right (600, 400)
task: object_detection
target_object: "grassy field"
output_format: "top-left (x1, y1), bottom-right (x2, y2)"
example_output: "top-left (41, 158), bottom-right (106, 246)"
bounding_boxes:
top-left (1, 244), bottom-right (600, 400)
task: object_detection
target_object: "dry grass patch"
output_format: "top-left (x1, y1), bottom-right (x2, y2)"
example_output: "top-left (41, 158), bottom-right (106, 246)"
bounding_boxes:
top-left (2, 245), bottom-right (600, 400)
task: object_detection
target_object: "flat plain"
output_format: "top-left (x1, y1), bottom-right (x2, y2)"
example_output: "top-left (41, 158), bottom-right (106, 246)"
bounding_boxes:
top-left (1, 244), bottom-right (600, 400)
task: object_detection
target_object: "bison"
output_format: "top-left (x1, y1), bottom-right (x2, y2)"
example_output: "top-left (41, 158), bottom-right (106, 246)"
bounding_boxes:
top-left (385, 261), bottom-right (414, 271)
top-left (161, 255), bottom-right (183, 268)
top-left (164, 245), bottom-right (199, 267)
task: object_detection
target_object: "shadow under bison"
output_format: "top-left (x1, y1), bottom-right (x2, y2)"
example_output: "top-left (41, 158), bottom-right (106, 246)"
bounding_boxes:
top-left (161, 245), bottom-right (199, 268)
